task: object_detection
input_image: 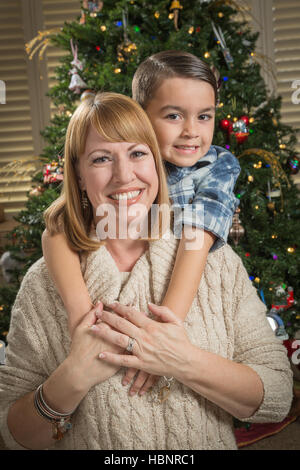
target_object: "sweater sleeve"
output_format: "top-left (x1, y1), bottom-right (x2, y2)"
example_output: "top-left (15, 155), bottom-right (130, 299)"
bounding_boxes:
top-left (230, 251), bottom-right (293, 423)
top-left (0, 263), bottom-right (56, 450)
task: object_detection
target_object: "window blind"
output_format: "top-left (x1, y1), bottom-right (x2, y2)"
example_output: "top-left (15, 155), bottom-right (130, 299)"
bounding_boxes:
top-left (0, 0), bottom-right (36, 216)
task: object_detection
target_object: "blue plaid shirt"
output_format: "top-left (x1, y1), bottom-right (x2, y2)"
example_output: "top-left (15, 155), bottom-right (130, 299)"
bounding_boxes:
top-left (164, 145), bottom-right (241, 252)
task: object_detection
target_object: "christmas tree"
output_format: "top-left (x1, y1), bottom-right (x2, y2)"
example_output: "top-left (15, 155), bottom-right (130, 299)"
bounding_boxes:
top-left (1, 0), bottom-right (299, 345)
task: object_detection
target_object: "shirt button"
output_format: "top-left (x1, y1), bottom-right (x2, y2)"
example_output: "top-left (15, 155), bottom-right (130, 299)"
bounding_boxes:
top-left (188, 198), bottom-right (193, 204)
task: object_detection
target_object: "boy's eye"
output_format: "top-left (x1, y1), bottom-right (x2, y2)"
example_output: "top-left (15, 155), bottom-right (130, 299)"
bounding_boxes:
top-left (198, 114), bottom-right (212, 121)
top-left (166, 113), bottom-right (181, 120)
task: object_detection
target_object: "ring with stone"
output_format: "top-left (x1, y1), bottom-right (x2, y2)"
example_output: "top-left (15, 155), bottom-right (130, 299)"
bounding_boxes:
top-left (126, 336), bottom-right (135, 353)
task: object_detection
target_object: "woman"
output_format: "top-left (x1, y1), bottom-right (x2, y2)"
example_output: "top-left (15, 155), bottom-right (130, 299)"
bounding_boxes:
top-left (0, 93), bottom-right (293, 450)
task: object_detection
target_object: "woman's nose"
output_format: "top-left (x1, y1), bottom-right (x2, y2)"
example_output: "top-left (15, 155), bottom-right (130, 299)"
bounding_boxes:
top-left (112, 158), bottom-right (135, 184)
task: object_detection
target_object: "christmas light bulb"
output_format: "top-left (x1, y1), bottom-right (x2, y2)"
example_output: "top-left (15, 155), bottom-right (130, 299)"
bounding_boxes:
top-left (204, 52), bottom-right (210, 58)
top-left (154, 11), bottom-right (160, 18)
top-left (100, 25), bottom-right (106, 31)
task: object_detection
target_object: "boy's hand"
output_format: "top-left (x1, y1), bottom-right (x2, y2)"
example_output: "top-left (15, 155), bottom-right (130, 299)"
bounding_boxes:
top-left (122, 368), bottom-right (159, 396)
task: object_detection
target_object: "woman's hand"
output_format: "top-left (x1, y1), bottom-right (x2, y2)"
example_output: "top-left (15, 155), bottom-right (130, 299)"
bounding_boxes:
top-left (67, 302), bottom-right (124, 392)
top-left (92, 302), bottom-right (192, 380)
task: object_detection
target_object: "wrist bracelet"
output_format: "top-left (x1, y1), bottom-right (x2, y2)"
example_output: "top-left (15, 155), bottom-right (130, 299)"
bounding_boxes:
top-left (34, 384), bottom-right (75, 441)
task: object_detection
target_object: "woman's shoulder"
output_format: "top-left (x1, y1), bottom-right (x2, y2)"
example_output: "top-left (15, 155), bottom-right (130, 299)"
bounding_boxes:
top-left (17, 256), bottom-right (55, 295)
top-left (208, 243), bottom-right (243, 269)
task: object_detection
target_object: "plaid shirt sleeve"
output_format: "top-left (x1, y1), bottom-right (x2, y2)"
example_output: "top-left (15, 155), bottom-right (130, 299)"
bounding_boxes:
top-left (172, 147), bottom-right (241, 252)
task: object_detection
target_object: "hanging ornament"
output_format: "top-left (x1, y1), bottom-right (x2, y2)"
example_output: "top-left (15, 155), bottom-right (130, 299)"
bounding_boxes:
top-left (169, 1), bottom-right (183, 31)
top-left (288, 156), bottom-right (300, 175)
top-left (117, 8), bottom-right (137, 63)
top-left (211, 21), bottom-right (233, 68)
top-left (80, 0), bottom-right (103, 24)
top-left (43, 157), bottom-right (64, 184)
top-left (219, 116), bottom-right (249, 144)
top-left (68, 39), bottom-right (88, 94)
top-left (271, 286), bottom-right (295, 313)
top-left (80, 89), bottom-right (96, 101)
top-left (232, 117), bottom-right (249, 144)
top-left (266, 179), bottom-right (281, 199)
top-left (229, 207), bottom-right (245, 246)
top-left (29, 186), bottom-right (45, 197)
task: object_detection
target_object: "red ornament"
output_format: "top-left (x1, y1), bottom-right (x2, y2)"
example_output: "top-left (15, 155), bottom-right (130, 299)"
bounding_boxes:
top-left (235, 132), bottom-right (249, 144)
top-left (219, 119), bottom-right (231, 131)
top-left (245, 252), bottom-right (250, 257)
top-left (240, 115), bottom-right (249, 126)
top-left (271, 286), bottom-right (294, 313)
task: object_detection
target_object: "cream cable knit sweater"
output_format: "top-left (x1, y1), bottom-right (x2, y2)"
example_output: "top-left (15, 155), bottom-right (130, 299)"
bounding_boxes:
top-left (0, 235), bottom-right (293, 450)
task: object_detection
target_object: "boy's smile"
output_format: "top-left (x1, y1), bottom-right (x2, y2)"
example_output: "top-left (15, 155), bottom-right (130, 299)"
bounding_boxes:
top-left (145, 77), bottom-right (216, 167)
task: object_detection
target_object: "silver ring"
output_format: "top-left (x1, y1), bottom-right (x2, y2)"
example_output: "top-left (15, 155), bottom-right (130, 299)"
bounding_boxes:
top-left (126, 336), bottom-right (135, 353)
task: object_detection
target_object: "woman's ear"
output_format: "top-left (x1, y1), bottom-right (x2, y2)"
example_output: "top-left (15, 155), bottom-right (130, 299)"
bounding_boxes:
top-left (75, 163), bottom-right (86, 191)
top-left (78, 175), bottom-right (86, 191)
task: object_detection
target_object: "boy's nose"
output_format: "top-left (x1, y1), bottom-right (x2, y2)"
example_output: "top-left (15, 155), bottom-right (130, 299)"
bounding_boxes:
top-left (181, 119), bottom-right (199, 139)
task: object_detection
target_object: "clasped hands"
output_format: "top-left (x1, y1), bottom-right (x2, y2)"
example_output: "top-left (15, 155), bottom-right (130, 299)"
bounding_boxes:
top-left (89, 301), bottom-right (190, 396)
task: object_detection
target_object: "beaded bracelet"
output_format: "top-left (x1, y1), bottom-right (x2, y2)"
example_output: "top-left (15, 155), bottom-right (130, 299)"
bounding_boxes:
top-left (34, 384), bottom-right (75, 441)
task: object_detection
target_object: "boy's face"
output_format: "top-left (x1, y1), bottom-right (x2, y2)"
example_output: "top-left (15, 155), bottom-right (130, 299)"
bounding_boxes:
top-left (145, 77), bottom-right (216, 167)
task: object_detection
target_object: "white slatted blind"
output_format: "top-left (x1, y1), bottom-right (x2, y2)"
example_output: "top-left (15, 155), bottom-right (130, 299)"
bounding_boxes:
top-left (0, 0), bottom-right (36, 216)
top-left (273, 0), bottom-right (300, 155)
top-left (42, 0), bottom-right (81, 116)
top-left (0, 0), bottom-right (81, 219)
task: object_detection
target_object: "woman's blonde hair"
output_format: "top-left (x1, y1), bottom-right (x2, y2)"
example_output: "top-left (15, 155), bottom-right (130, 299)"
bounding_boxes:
top-left (44, 92), bottom-right (170, 252)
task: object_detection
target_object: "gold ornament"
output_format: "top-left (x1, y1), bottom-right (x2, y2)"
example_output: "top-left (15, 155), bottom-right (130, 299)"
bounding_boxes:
top-left (117, 40), bottom-right (137, 63)
top-left (169, 0), bottom-right (183, 31)
top-left (229, 208), bottom-right (245, 246)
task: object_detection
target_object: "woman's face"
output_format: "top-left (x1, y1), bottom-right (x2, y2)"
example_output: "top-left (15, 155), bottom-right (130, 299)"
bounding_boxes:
top-left (77, 126), bottom-right (159, 236)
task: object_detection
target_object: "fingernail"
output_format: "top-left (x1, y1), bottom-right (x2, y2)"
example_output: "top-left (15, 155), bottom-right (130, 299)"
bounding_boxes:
top-left (90, 325), bottom-right (99, 331)
top-left (122, 380), bottom-right (129, 386)
top-left (140, 391), bottom-right (146, 396)
top-left (99, 353), bottom-right (106, 358)
top-left (129, 390), bottom-right (136, 396)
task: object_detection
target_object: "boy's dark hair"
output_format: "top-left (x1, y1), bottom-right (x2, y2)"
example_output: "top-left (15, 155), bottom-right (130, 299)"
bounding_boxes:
top-left (132, 50), bottom-right (219, 109)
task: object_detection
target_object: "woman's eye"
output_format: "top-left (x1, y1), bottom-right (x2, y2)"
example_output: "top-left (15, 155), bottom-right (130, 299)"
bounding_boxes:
top-left (166, 113), bottom-right (180, 120)
top-left (131, 151), bottom-right (147, 158)
top-left (92, 156), bottom-right (111, 163)
top-left (199, 114), bottom-right (211, 121)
